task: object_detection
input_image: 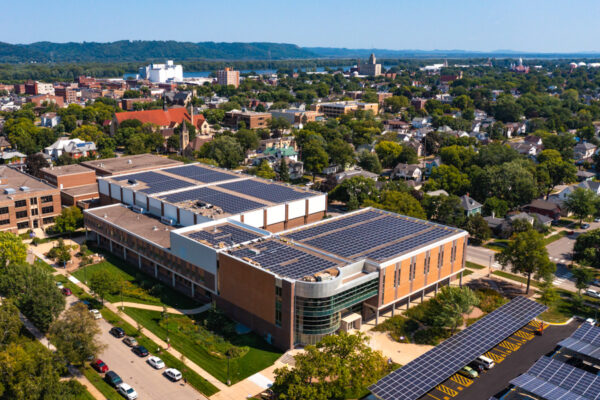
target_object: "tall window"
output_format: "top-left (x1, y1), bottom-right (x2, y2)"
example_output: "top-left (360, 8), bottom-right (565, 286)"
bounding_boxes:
top-left (424, 251), bottom-right (430, 275)
top-left (438, 245), bottom-right (444, 269)
top-left (451, 240), bottom-right (457, 263)
top-left (275, 285), bottom-right (282, 327)
top-left (409, 257), bottom-right (416, 281)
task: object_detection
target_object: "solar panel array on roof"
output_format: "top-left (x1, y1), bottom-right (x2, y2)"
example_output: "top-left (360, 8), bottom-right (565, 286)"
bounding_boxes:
top-left (286, 210), bottom-right (383, 241)
top-left (369, 297), bottom-right (547, 400)
top-left (219, 179), bottom-right (313, 203)
top-left (365, 228), bottom-right (453, 261)
top-left (558, 323), bottom-right (600, 361)
top-left (115, 171), bottom-right (195, 194)
top-left (160, 187), bottom-right (267, 214)
top-left (229, 240), bottom-right (340, 279)
top-left (165, 165), bottom-right (238, 183)
top-left (187, 224), bottom-right (263, 248)
top-left (510, 356), bottom-right (600, 400)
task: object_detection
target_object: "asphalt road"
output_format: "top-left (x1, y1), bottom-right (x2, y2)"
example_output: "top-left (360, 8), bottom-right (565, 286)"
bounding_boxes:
top-left (458, 321), bottom-right (580, 400)
top-left (66, 297), bottom-right (206, 400)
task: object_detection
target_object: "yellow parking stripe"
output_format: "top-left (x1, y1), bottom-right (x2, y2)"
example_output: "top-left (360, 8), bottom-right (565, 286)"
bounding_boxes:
top-left (450, 374), bottom-right (473, 387)
top-left (514, 330), bottom-right (534, 340)
top-left (499, 340), bottom-right (520, 351)
top-left (485, 351), bottom-right (505, 363)
top-left (426, 393), bottom-right (442, 400)
top-left (436, 385), bottom-right (458, 397)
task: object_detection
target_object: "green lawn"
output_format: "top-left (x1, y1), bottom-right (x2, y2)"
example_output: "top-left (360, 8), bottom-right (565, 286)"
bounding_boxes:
top-left (82, 366), bottom-right (122, 400)
top-left (492, 270), bottom-right (541, 288)
top-left (100, 308), bottom-right (219, 396)
top-left (463, 269), bottom-right (473, 277)
top-left (76, 389), bottom-right (96, 400)
top-left (544, 231), bottom-right (567, 245)
top-left (72, 250), bottom-right (200, 309)
top-left (484, 240), bottom-right (508, 252)
top-left (123, 307), bottom-right (283, 385)
top-left (538, 289), bottom-right (600, 323)
top-left (34, 257), bottom-right (56, 272)
top-left (466, 261), bottom-right (486, 270)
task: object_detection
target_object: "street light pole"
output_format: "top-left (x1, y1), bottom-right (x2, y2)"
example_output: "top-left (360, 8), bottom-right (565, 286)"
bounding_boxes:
top-left (227, 355), bottom-right (231, 386)
top-left (488, 254), bottom-right (493, 278)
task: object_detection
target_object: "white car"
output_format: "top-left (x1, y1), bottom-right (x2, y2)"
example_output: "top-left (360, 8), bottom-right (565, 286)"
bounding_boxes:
top-left (585, 289), bottom-right (600, 299)
top-left (147, 356), bottom-right (165, 369)
top-left (117, 383), bottom-right (138, 400)
top-left (56, 281), bottom-right (64, 290)
top-left (90, 309), bottom-right (102, 320)
top-left (164, 368), bottom-right (182, 382)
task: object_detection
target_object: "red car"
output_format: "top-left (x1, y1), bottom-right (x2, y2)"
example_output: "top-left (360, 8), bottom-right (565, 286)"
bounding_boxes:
top-left (92, 359), bottom-right (109, 373)
top-left (61, 287), bottom-right (72, 296)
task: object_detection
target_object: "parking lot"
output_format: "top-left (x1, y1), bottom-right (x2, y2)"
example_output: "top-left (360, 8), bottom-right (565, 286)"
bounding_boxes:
top-left (67, 297), bottom-right (207, 400)
top-left (419, 320), bottom-right (579, 400)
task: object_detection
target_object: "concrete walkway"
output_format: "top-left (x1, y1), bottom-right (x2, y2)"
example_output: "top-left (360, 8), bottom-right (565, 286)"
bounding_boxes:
top-left (18, 311), bottom-right (105, 400)
top-left (117, 301), bottom-right (212, 316)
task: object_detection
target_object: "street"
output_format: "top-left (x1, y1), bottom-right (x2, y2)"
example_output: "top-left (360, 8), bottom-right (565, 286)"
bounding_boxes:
top-left (66, 297), bottom-right (207, 400)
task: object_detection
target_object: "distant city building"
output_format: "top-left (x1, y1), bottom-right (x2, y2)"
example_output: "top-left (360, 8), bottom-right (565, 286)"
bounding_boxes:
top-left (511, 58), bottom-right (530, 73)
top-left (312, 101), bottom-right (379, 117)
top-left (24, 80), bottom-right (54, 96)
top-left (216, 68), bottom-right (240, 88)
top-left (224, 110), bottom-right (271, 129)
top-left (139, 60), bottom-right (183, 83)
top-left (269, 109), bottom-right (319, 126)
top-left (357, 53), bottom-right (382, 76)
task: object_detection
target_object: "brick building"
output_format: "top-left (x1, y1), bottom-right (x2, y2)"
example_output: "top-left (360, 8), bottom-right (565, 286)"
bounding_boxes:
top-left (223, 110), bottom-right (271, 129)
top-left (80, 154), bottom-right (183, 177)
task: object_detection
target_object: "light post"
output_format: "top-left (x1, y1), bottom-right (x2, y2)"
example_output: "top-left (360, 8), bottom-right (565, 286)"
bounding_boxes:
top-left (227, 355), bottom-right (231, 386)
top-left (488, 254), bottom-right (493, 278)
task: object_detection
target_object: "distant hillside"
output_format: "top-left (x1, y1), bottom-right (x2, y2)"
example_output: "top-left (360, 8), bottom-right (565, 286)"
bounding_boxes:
top-left (0, 41), bottom-right (317, 63)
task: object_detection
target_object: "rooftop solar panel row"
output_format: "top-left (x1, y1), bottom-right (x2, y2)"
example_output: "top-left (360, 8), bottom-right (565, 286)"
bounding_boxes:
top-left (510, 356), bottom-right (600, 400)
top-left (558, 323), bottom-right (600, 361)
top-left (369, 297), bottom-right (547, 400)
top-left (285, 210), bottom-right (383, 241)
top-left (187, 224), bottom-right (263, 247)
top-left (219, 179), bottom-right (313, 203)
top-left (160, 187), bottom-right (267, 214)
top-left (114, 171), bottom-right (195, 194)
top-left (166, 164), bottom-right (237, 183)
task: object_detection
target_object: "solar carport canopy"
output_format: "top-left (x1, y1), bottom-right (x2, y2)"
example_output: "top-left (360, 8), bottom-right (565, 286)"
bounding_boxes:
top-left (510, 356), bottom-right (600, 400)
top-left (558, 323), bottom-right (600, 361)
top-left (369, 296), bottom-right (547, 400)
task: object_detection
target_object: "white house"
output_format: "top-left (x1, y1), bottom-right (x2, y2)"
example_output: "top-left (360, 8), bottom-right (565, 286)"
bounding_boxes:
top-left (40, 112), bottom-right (61, 128)
top-left (44, 137), bottom-right (97, 160)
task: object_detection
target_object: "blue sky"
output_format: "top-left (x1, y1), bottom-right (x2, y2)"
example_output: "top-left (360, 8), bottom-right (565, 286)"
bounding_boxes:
top-left (1, 0), bottom-right (599, 52)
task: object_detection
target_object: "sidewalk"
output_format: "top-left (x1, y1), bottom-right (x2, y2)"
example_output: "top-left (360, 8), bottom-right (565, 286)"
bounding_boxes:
top-left (117, 301), bottom-right (212, 315)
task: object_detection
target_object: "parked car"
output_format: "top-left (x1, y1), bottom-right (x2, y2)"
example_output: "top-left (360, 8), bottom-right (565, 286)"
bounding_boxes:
top-left (117, 383), bottom-right (138, 400)
top-left (132, 345), bottom-right (149, 357)
top-left (475, 355), bottom-right (495, 369)
top-left (458, 366), bottom-right (478, 379)
top-left (594, 217), bottom-right (600, 223)
top-left (110, 327), bottom-right (125, 338)
top-left (585, 289), bottom-right (600, 299)
top-left (123, 337), bottom-right (138, 347)
top-left (567, 230), bottom-right (575, 235)
top-left (89, 309), bottom-right (102, 320)
top-left (56, 281), bottom-right (64, 290)
top-left (81, 300), bottom-right (91, 309)
top-left (468, 361), bottom-right (484, 374)
top-left (147, 356), bottom-right (165, 369)
top-left (164, 368), bottom-right (182, 382)
top-left (104, 371), bottom-right (123, 388)
top-left (91, 359), bottom-right (108, 373)
top-left (591, 280), bottom-right (600, 287)
top-left (61, 287), bottom-right (72, 296)
top-left (581, 223), bottom-right (591, 229)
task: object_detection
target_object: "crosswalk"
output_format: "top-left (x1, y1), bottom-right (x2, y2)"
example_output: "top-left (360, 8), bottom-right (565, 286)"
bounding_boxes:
top-left (553, 268), bottom-right (573, 285)
top-left (550, 256), bottom-right (569, 264)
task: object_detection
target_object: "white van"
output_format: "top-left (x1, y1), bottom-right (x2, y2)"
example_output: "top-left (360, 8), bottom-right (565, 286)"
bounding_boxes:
top-left (476, 355), bottom-right (495, 369)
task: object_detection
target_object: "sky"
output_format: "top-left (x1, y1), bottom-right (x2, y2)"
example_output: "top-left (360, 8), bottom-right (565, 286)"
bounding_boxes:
top-left (1, 0), bottom-right (599, 53)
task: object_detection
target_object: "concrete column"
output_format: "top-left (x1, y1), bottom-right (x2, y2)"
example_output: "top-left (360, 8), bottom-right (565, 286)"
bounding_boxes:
top-left (435, 282), bottom-right (438, 294)
top-left (109, 240), bottom-right (113, 252)
top-left (375, 309), bottom-right (379, 325)
top-left (459, 271), bottom-right (463, 287)
top-left (154, 264), bottom-right (158, 278)
top-left (138, 254), bottom-right (142, 269)
top-left (421, 289), bottom-right (424, 302)
top-left (391, 303), bottom-right (395, 316)
top-left (406, 300), bottom-right (410, 310)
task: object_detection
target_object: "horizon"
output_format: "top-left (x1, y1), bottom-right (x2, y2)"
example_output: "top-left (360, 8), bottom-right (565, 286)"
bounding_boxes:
top-left (2, 0), bottom-right (599, 53)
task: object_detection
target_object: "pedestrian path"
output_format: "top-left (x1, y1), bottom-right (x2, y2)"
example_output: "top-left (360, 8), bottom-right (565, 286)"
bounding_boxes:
top-left (117, 301), bottom-right (212, 315)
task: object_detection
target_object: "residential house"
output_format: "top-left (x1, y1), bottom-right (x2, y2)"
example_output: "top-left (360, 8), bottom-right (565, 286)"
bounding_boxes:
top-left (423, 157), bottom-right (442, 176)
top-left (0, 150), bottom-right (26, 165)
top-left (573, 142), bottom-right (597, 162)
top-left (164, 91), bottom-right (192, 106)
top-left (261, 146), bottom-right (298, 162)
top-left (40, 112), bottom-right (61, 128)
top-left (411, 117), bottom-right (430, 128)
top-left (460, 195), bottom-right (482, 216)
top-left (576, 170), bottom-right (596, 181)
top-left (274, 158), bottom-right (303, 180)
top-left (334, 169), bottom-right (379, 184)
top-left (0, 136), bottom-right (11, 151)
top-left (579, 180), bottom-right (600, 195)
top-left (406, 139), bottom-right (424, 157)
top-left (384, 119), bottom-right (411, 133)
top-left (44, 138), bottom-right (97, 160)
top-left (524, 199), bottom-right (562, 220)
top-left (391, 164), bottom-right (422, 181)
top-left (509, 141), bottom-right (541, 158)
top-left (505, 122), bottom-right (527, 137)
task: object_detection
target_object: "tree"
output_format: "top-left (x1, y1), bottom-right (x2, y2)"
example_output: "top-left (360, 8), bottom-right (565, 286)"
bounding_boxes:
top-left (375, 141), bottom-right (403, 168)
top-left (536, 150), bottom-right (577, 196)
top-left (0, 300), bottom-right (22, 345)
top-left (235, 129), bottom-right (260, 152)
top-left (166, 134), bottom-right (180, 151)
top-left (358, 151), bottom-right (382, 174)
top-left (495, 229), bottom-right (555, 294)
top-left (539, 279), bottom-right (560, 306)
top-left (250, 159), bottom-right (276, 180)
top-left (482, 197), bottom-right (509, 218)
top-left (48, 238), bottom-right (72, 266)
top-left (198, 135), bottom-right (244, 168)
top-left (302, 139), bottom-right (328, 181)
top-left (565, 187), bottom-right (597, 225)
top-left (493, 94), bottom-right (523, 122)
top-left (25, 153), bottom-right (49, 177)
top-left (573, 228), bottom-right (600, 268)
top-left (272, 332), bottom-right (389, 400)
top-left (439, 145), bottom-right (475, 170)
top-left (424, 165), bottom-right (471, 196)
top-left (429, 286), bottom-right (479, 334)
top-left (53, 206), bottom-right (84, 235)
top-left (364, 191), bottom-right (426, 219)
top-left (278, 158), bottom-right (290, 182)
top-left (0, 232), bottom-right (27, 267)
top-left (89, 270), bottom-right (117, 304)
top-left (268, 117), bottom-right (291, 136)
top-left (383, 95), bottom-right (409, 113)
top-left (327, 138), bottom-right (354, 171)
top-left (49, 303), bottom-right (103, 366)
top-left (572, 267), bottom-right (595, 294)
top-left (464, 214), bottom-right (491, 245)
top-left (329, 176), bottom-right (378, 209)
top-left (423, 195), bottom-right (467, 227)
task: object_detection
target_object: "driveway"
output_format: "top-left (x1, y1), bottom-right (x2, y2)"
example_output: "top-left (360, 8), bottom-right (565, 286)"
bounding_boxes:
top-left (66, 297), bottom-right (207, 400)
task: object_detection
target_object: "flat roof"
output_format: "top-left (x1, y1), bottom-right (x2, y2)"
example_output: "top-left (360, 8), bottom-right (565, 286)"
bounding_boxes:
top-left (81, 154), bottom-right (182, 175)
top-left (184, 223), bottom-right (264, 249)
top-left (0, 166), bottom-right (57, 201)
top-left (283, 208), bottom-right (465, 263)
top-left (61, 183), bottom-right (99, 197)
top-left (227, 238), bottom-right (346, 280)
top-left (41, 164), bottom-right (95, 177)
top-left (558, 323), bottom-right (600, 361)
top-left (86, 204), bottom-right (175, 248)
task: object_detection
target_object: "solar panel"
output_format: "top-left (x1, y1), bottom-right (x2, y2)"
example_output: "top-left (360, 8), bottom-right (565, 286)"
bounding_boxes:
top-left (114, 171), bottom-right (195, 194)
top-left (510, 357), bottom-right (600, 400)
top-left (285, 210), bottom-right (383, 241)
top-left (160, 187), bottom-right (267, 215)
top-left (369, 297), bottom-right (548, 400)
top-left (187, 224), bottom-right (263, 248)
top-left (558, 324), bottom-right (600, 361)
top-left (229, 240), bottom-right (340, 279)
top-left (165, 164), bottom-right (238, 183)
top-left (219, 179), bottom-right (313, 203)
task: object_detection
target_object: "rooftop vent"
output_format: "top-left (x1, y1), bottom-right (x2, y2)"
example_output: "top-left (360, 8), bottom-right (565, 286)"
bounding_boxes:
top-left (127, 159), bottom-right (132, 164)
top-left (152, 226), bottom-right (158, 231)
top-left (19, 186), bottom-right (30, 192)
top-left (249, 248), bottom-right (261, 256)
top-left (3, 188), bottom-right (16, 195)
top-left (128, 178), bottom-right (138, 185)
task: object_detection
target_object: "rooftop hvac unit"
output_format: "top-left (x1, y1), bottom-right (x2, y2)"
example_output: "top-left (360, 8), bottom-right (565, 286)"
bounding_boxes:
top-left (127, 178), bottom-right (138, 185)
top-left (249, 248), bottom-right (261, 256)
top-left (3, 188), bottom-right (15, 195)
top-left (131, 205), bottom-right (145, 214)
top-left (19, 186), bottom-right (30, 191)
top-left (160, 216), bottom-right (175, 226)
